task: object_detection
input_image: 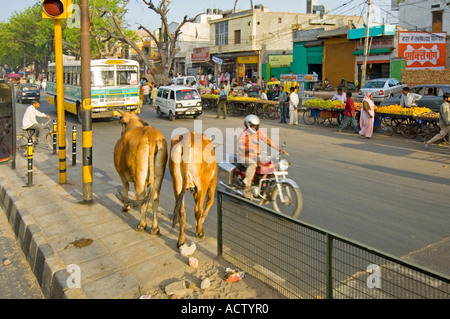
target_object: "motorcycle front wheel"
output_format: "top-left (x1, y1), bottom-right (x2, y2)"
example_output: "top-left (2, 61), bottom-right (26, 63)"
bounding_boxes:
top-left (271, 182), bottom-right (303, 219)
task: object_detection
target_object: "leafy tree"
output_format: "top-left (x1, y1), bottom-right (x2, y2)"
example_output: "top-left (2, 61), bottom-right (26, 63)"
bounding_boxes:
top-left (0, 0), bottom-right (132, 74)
top-left (103, 0), bottom-right (201, 84)
top-left (0, 4), bottom-right (53, 74)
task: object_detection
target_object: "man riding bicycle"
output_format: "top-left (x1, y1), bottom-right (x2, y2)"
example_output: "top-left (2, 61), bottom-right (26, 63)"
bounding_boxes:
top-left (237, 114), bottom-right (288, 199)
top-left (22, 100), bottom-right (50, 141)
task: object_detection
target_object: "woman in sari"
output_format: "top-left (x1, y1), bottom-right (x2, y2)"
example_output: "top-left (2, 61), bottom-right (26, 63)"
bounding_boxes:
top-left (359, 92), bottom-right (375, 139)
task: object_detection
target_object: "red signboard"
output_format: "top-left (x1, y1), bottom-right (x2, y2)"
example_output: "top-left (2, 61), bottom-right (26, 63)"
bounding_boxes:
top-left (191, 47), bottom-right (210, 63)
top-left (398, 31), bottom-right (447, 70)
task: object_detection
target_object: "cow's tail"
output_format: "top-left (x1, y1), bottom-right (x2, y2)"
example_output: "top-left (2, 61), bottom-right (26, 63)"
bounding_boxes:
top-left (116, 190), bottom-right (152, 207)
top-left (172, 134), bottom-right (190, 227)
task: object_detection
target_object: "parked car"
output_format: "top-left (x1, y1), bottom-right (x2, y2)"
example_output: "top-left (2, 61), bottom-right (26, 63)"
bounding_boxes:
top-left (358, 78), bottom-right (405, 104)
top-left (155, 85), bottom-right (202, 121)
top-left (379, 84), bottom-right (450, 112)
top-left (15, 83), bottom-right (40, 103)
top-left (170, 76), bottom-right (197, 86)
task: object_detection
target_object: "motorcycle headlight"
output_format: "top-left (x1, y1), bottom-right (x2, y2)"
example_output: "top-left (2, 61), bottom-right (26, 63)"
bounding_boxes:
top-left (279, 159), bottom-right (290, 171)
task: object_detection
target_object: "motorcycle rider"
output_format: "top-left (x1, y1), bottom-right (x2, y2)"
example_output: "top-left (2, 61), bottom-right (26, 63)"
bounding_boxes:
top-left (237, 114), bottom-right (288, 199)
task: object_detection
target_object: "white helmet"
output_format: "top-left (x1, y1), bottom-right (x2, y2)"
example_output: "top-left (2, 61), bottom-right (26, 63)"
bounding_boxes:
top-left (244, 114), bottom-right (260, 134)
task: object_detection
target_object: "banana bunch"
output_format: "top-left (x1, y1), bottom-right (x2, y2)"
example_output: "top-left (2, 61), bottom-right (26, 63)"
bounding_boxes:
top-left (227, 96), bottom-right (259, 102)
top-left (303, 99), bottom-right (343, 109)
top-left (376, 105), bottom-right (432, 116)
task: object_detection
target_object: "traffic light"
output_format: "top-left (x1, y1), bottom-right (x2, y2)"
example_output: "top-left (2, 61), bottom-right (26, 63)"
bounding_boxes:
top-left (42, 0), bottom-right (73, 19)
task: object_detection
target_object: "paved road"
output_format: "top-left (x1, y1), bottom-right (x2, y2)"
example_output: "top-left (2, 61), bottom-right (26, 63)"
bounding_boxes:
top-left (14, 94), bottom-right (450, 277)
top-left (0, 206), bottom-right (44, 299)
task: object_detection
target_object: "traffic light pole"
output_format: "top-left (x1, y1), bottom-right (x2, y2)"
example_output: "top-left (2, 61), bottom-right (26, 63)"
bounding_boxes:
top-left (80, 0), bottom-right (92, 203)
top-left (54, 19), bottom-right (67, 184)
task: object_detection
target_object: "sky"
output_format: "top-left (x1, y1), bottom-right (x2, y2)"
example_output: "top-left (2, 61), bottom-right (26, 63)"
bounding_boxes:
top-left (1, 0), bottom-right (397, 28)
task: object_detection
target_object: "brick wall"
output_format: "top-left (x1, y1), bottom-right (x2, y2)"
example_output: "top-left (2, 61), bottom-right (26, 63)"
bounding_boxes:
top-left (401, 69), bottom-right (450, 87)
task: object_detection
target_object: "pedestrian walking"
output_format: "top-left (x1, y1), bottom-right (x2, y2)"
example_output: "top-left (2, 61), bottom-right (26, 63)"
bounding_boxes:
top-left (288, 87), bottom-right (299, 125)
top-left (337, 92), bottom-right (359, 133)
top-left (424, 92), bottom-right (450, 150)
top-left (359, 92), bottom-right (375, 139)
top-left (142, 83), bottom-right (150, 104)
top-left (151, 83), bottom-right (158, 107)
top-left (216, 86), bottom-right (228, 119)
top-left (279, 86), bottom-right (288, 123)
top-left (41, 79), bottom-right (47, 93)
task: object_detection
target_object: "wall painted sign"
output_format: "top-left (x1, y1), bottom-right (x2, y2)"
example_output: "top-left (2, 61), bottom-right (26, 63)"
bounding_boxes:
top-left (398, 31), bottom-right (447, 70)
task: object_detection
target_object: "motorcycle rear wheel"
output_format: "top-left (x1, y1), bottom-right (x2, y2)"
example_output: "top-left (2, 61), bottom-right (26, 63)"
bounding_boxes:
top-left (271, 183), bottom-right (303, 219)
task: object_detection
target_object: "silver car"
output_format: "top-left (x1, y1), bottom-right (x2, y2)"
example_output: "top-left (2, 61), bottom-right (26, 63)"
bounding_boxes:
top-left (380, 84), bottom-right (450, 112)
top-left (358, 78), bottom-right (406, 103)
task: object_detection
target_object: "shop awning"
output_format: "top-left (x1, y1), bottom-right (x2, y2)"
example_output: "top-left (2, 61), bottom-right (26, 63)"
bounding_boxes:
top-left (352, 48), bottom-right (391, 55)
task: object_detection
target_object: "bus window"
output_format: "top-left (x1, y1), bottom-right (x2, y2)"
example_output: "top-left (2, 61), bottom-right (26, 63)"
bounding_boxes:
top-left (91, 67), bottom-right (114, 86)
top-left (117, 66), bottom-right (138, 86)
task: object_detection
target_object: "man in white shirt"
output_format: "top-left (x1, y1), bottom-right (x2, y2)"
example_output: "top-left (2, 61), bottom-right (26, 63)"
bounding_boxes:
top-left (331, 88), bottom-right (346, 103)
top-left (400, 87), bottom-right (422, 107)
top-left (289, 87), bottom-right (299, 125)
top-left (259, 89), bottom-right (268, 100)
top-left (22, 100), bottom-right (49, 140)
top-left (142, 83), bottom-right (150, 104)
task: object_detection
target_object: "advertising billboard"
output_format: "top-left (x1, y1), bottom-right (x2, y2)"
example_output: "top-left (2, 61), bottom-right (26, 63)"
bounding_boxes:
top-left (398, 31), bottom-right (447, 70)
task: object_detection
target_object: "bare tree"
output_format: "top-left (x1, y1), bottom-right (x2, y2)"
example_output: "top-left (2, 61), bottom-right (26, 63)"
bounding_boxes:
top-left (103, 0), bottom-right (201, 84)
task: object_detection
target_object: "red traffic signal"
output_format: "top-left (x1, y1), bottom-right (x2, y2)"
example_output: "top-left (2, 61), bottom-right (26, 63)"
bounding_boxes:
top-left (42, 0), bottom-right (72, 19)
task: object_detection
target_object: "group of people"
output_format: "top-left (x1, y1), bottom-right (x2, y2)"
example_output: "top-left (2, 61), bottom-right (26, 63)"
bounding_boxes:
top-left (336, 86), bottom-right (415, 139)
top-left (335, 86), bottom-right (450, 150)
top-left (141, 80), bottom-right (159, 107)
top-left (278, 86), bottom-right (300, 125)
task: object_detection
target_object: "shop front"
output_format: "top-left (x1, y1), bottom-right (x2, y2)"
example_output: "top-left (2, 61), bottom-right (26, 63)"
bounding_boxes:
top-left (348, 25), bottom-right (396, 84)
top-left (353, 37), bottom-right (394, 82)
top-left (237, 55), bottom-right (259, 84)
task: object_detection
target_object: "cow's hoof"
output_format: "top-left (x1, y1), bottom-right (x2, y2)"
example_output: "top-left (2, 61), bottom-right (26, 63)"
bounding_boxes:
top-left (177, 241), bottom-right (185, 249)
top-left (136, 224), bottom-right (147, 232)
top-left (196, 231), bottom-right (205, 239)
top-left (150, 227), bottom-right (160, 235)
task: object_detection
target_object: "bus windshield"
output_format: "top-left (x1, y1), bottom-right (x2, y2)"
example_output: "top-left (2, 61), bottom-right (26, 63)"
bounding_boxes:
top-left (91, 65), bottom-right (138, 87)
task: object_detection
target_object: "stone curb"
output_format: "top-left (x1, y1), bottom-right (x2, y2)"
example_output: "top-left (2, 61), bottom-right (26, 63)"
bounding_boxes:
top-left (0, 179), bottom-right (79, 299)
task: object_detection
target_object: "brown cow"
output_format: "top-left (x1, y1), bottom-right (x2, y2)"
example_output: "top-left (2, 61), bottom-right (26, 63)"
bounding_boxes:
top-left (114, 110), bottom-right (168, 235)
top-left (169, 132), bottom-right (217, 247)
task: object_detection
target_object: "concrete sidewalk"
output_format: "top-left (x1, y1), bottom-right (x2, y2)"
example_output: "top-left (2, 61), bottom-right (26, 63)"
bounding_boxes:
top-left (0, 149), bottom-right (282, 299)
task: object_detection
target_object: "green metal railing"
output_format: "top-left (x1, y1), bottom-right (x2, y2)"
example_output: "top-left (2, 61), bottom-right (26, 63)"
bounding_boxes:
top-left (217, 190), bottom-right (450, 299)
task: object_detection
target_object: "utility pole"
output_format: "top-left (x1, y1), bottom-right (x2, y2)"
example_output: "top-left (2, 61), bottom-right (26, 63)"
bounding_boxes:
top-left (80, 0), bottom-right (93, 204)
top-left (361, 0), bottom-right (371, 88)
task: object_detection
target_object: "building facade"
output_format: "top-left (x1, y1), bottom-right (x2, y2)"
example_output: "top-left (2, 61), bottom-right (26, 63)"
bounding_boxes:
top-left (397, 0), bottom-right (449, 68)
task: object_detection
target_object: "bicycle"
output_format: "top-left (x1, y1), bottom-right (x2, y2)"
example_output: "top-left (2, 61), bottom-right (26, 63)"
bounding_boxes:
top-left (16, 118), bottom-right (68, 155)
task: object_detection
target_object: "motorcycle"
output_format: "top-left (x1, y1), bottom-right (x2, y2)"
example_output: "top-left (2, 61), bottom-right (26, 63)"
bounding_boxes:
top-left (218, 145), bottom-right (303, 218)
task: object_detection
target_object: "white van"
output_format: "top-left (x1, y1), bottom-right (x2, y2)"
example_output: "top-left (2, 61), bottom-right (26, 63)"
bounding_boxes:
top-left (171, 76), bottom-right (196, 86)
top-left (155, 86), bottom-right (202, 121)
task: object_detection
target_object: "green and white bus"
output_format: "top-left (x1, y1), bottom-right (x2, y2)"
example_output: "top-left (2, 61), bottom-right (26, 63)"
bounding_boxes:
top-left (46, 59), bottom-right (141, 123)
